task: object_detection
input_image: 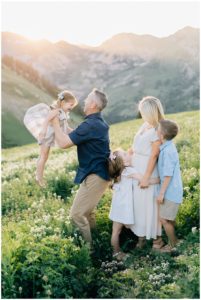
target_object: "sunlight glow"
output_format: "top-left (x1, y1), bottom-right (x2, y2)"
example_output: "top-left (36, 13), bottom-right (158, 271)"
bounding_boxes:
top-left (2, 1), bottom-right (200, 46)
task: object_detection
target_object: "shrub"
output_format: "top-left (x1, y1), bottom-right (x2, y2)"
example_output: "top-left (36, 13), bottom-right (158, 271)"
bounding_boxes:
top-left (2, 235), bottom-right (92, 299)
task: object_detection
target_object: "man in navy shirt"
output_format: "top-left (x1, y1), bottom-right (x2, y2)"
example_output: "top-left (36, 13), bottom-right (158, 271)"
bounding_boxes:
top-left (51, 88), bottom-right (110, 244)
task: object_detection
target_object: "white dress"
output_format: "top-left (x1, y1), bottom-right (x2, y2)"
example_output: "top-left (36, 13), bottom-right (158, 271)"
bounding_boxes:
top-left (129, 122), bottom-right (161, 239)
top-left (109, 167), bottom-right (136, 225)
top-left (24, 103), bottom-right (69, 147)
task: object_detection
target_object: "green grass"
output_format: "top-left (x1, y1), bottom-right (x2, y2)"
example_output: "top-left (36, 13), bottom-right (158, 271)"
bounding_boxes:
top-left (1, 110), bottom-right (200, 299)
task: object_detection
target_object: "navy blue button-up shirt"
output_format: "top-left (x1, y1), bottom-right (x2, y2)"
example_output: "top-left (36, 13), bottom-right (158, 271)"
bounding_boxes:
top-left (69, 112), bottom-right (110, 184)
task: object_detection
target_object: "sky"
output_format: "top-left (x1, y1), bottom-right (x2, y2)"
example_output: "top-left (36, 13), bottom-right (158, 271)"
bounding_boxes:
top-left (2, 1), bottom-right (200, 46)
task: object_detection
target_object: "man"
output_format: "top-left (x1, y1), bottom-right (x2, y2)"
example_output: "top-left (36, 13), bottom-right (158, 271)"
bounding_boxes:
top-left (51, 88), bottom-right (110, 244)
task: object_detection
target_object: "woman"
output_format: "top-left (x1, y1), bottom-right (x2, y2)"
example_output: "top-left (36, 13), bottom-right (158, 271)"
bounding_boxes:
top-left (130, 96), bottom-right (165, 248)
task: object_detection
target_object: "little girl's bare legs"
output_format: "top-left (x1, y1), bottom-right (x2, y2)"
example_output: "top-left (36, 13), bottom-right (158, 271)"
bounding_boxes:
top-left (111, 222), bottom-right (128, 261)
top-left (111, 222), bottom-right (124, 254)
top-left (36, 145), bottom-right (50, 187)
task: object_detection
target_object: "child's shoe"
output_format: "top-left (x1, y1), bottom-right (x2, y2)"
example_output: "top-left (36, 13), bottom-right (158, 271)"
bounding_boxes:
top-left (158, 244), bottom-right (175, 253)
top-left (113, 251), bottom-right (129, 261)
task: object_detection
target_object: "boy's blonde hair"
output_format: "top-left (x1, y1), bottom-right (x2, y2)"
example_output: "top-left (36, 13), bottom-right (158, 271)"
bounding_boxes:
top-left (51, 90), bottom-right (78, 109)
top-left (138, 96), bottom-right (165, 127)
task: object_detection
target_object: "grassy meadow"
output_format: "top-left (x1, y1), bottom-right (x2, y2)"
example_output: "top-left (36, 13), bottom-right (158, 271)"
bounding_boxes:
top-left (1, 110), bottom-right (200, 299)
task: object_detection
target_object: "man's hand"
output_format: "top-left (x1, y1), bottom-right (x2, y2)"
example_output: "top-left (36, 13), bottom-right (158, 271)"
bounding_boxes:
top-left (139, 177), bottom-right (149, 188)
top-left (157, 193), bottom-right (164, 204)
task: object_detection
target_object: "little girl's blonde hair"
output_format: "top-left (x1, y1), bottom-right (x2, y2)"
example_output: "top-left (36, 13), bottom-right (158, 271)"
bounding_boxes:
top-left (50, 90), bottom-right (78, 109)
top-left (138, 96), bottom-right (165, 127)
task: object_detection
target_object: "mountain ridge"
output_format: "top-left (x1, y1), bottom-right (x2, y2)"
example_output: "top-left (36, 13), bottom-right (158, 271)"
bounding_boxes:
top-left (2, 26), bottom-right (200, 143)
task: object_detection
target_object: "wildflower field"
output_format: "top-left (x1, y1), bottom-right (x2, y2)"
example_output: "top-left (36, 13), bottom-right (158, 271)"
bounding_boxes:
top-left (1, 110), bottom-right (200, 299)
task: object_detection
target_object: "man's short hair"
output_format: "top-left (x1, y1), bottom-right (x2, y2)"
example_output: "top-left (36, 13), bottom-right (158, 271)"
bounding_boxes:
top-left (92, 88), bottom-right (108, 111)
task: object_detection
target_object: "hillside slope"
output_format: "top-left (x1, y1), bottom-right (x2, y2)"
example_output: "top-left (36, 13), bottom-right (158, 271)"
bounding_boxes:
top-left (2, 65), bottom-right (83, 148)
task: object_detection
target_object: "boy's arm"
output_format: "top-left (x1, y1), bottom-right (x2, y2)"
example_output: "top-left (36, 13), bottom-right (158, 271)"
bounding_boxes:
top-left (156, 176), bottom-right (171, 204)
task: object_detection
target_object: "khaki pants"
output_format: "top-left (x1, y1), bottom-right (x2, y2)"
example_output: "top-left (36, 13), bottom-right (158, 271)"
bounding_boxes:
top-left (70, 174), bottom-right (109, 244)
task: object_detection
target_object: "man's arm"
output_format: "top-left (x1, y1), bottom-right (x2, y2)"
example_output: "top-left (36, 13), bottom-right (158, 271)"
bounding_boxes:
top-left (52, 117), bottom-right (74, 149)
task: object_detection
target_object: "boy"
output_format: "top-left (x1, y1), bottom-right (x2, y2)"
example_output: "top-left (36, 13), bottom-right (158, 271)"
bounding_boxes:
top-left (156, 119), bottom-right (183, 253)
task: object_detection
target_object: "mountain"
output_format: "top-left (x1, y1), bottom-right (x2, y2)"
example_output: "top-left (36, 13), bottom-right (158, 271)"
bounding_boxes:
top-left (100, 26), bottom-right (199, 61)
top-left (2, 27), bottom-right (200, 128)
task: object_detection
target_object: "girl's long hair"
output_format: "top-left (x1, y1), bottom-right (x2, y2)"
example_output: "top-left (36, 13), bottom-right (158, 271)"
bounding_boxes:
top-left (108, 150), bottom-right (125, 185)
top-left (50, 90), bottom-right (78, 109)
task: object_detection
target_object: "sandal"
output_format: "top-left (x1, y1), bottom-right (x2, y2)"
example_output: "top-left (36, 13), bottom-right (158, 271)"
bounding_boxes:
top-left (152, 238), bottom-right (165, 250)
top-left (159, 244), bottom-right (175, 253)
top-left (113, 252), bottom-right (129, 261)
top-left (136, 237), bottom-right (146, 249)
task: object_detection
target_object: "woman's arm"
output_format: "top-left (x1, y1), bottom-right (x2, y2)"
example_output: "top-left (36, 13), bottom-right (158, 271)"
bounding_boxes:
top-left (139, 140), bottom-right (161, 188)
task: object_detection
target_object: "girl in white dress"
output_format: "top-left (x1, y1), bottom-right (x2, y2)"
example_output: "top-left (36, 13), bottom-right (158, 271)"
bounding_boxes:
top-left (108, 148), bottom-right (160, 259)
top-left (24, 90), bottom-right (78, 187)
top-left (130, 96), bottom-right (165, 249)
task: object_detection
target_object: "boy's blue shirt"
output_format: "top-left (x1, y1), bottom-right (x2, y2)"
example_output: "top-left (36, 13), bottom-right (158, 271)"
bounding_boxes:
top-left (158, 140), bottom-right (183, 203)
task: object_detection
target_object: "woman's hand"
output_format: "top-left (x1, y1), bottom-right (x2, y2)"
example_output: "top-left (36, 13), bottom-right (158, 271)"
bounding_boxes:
top-left (139, 177), bottom-right (150, 188)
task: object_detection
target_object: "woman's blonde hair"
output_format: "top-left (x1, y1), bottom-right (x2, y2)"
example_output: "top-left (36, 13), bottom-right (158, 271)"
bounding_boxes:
top-left (108, 150), bottom-right (125, 184)
top-left (138, 96), bottom-right (165, 127)
top-left (50, 90), bottom-right (78, 109)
